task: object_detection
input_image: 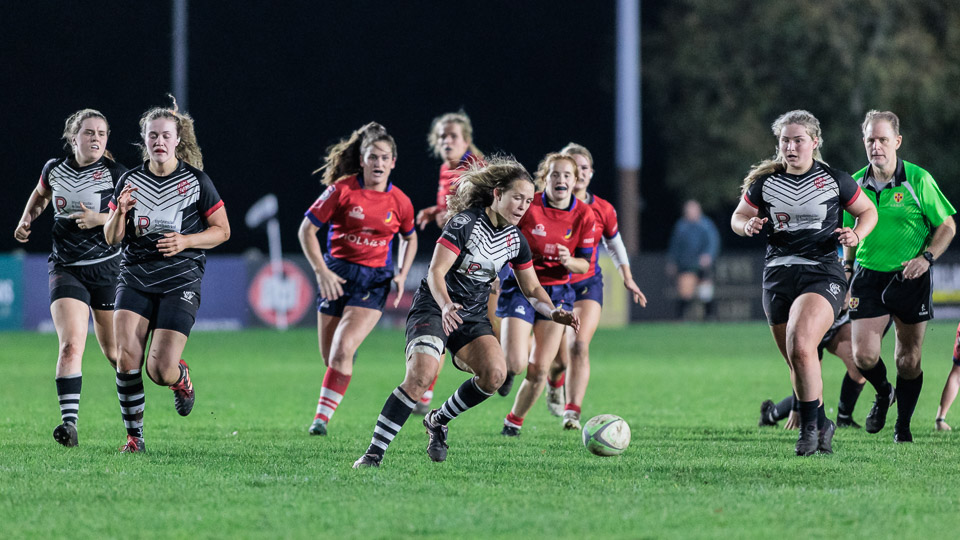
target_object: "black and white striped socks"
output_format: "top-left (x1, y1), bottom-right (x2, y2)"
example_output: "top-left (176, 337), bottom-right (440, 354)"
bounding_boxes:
top-left (116, 369), bottom-right (145, 439)
top-left (55, 374), bottom-right (82, 426)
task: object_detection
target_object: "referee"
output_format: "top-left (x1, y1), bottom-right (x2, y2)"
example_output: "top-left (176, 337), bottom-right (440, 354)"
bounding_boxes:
top-left (846, 110), bottom-right (957, 443)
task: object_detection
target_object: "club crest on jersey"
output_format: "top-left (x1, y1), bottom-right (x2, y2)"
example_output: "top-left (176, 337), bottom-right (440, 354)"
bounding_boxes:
top-left (177, 179), bottom-right (190, 195)
top-left (384, 211), bottom-right (393, 224)
top-left (894, 192), bottom-right (904, 203)
top-left (93, 170), bottom-right (103, 180)
top-left (814, 176), bottom-right (825, 189)
top-left (563, 229), bottom-right (573, 239)
top-left (450, 214), bottom-right (471, 230)
top-left (532, 224), bottom-right (547, 236)
top-left (319, 185), bottom-right (336, 201)
top-left (849, 297), bottom-right (859, 309)
top-left (348, 206), bottom-right (365, 220)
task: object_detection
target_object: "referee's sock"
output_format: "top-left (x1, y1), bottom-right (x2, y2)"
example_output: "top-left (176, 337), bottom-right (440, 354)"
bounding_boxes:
top-left (858, 357), bottom-right (891, 395)
top-left (895, 372), bottom-right (923, 429)
top-left (838, 373), bottom-right (865, 418)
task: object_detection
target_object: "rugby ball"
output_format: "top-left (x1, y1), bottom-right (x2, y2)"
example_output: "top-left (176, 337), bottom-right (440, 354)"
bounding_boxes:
top-left (582, 414), bottom-right (631, 456)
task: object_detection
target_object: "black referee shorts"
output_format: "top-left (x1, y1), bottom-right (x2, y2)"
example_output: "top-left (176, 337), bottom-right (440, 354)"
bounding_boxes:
top-left (761, 262), bottom-right (847, 326)
top-left (849, 266), bottom-right (933, 324)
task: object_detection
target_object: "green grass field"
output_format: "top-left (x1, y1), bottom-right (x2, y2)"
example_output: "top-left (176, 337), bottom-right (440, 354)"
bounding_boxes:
top-left (3, 322), bottom-right (960, 539)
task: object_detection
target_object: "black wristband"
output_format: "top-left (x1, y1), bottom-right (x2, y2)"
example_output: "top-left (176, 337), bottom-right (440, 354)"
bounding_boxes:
top-left (923, 251), bottom-right (935, 265)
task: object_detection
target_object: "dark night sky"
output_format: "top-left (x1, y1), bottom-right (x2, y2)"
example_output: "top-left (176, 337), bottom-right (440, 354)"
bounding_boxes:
top-left (3, 2), bottom-right (685, 256)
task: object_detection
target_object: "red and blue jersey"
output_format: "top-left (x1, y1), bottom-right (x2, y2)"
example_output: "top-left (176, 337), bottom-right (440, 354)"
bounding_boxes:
top-left (571, 193), bottom-right (619, 284)
top-left (436, 152), bottom-right (482, 211)
top-left (305, 174), bottom-right (415, 268)
top-left (518, 193), bottom-right (596, 286)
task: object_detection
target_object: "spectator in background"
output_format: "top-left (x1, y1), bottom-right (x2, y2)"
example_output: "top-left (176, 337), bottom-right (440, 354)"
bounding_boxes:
top-left (666, 200), bottom-right (720, 319)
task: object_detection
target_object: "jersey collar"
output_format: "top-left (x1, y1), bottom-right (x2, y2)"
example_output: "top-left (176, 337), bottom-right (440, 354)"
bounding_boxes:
top-left (862, 158), bottom-right (905, 191)
top-left (357, 173), bottom-right (393, 192)
top-left (541, 192), bottom-right (577, 212)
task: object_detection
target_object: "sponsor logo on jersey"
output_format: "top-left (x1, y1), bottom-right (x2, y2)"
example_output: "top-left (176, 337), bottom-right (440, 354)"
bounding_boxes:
top-left (450, 214), bottom-right (471, 229)
top-left (177, 179), bottom-right (191, 195)
top-left (774, 212), bottom-right (790, 229)
top-left (514, 305), bottom-right (526, 315)
top-left (563, 229), bottom-right (573, 239)
top-left (544, 243), bottom-right (558, 256)
top-left (849, 297), bottom-right (859, 309)
top-left (466, 262), bottom-right (482, 274)
top-left (894, 192), bottom-right (904, 203)
top-left (532, 224), bottom-right (547, 236)
top-left (348, 206), bottom-right (365, 220)
top-left (384, 211), bottom-right (393, 224)
top-left (93, 170), bottom-right (103, 180)
top-left (55, 197), bottom-right (67, 212)
top-left (181, 290), bottom-right (196, 303)
top-left (137, 216), bottom-right (151, 236)
top-left (319, 185), bottom-right (336, 201)
top-left (814, 176), bottom-right (825, 189)
top-left (340, 233), bottom-right (387, 247)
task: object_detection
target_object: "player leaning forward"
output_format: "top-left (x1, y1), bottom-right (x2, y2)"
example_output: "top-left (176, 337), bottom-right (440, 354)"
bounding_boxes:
top-left (732, 110), bottom-right (877, 456)
top-left (353, 157), bottom-right (579, 468)
top-left (845, 110), bottom-right (956, 443)
top-left (104, 97), bottom-right (230, 452)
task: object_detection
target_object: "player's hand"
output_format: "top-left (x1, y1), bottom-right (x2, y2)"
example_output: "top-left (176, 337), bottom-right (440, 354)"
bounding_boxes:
top-left (624, 277), bottom-right (647, 307)
top-left (557, 245), bottom-right (572, 266)
top-left (743, 217), bottom-right (768, 237)
top-left (416, 206), bottom-right (438, 230)
top-left (441, 302), bottom-right (464, 335)
top-left (117, 184), bottom-right (138, 214)
top-left (14, 220), bottom-right (31, 243)
top-left (784, 410), bottom-right (800, 430)
top-left (68, 203), bottom-right (100, 230)
top-left (901, 256), bottom-right (930, 280)
top-left (835, 227), bottom-right (860, 247)
top-left (392, 273), bottom-right (407, 308)
top-left (316, 267), bottom-right (346, 301)
top-left (551, 308), bottom-right (580, 333)
top-left (157, 232), bottom-right (191, 257)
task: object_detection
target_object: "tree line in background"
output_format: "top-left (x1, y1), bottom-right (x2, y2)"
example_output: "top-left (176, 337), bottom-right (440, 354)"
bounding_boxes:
top-left (646, 0), bottom-right (960, 212)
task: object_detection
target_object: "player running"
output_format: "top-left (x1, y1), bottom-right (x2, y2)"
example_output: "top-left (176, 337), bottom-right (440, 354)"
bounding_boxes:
top-left (353, 156), bottom-right (578, 467)
top-left (299, 122), bottom-right (417, 436)
top-left (732, 110), bottom-right (877, 456)
top-left (105, 96), bottom-right (230, 453)
top-left (15, 109), bottom-right (127, 447)
top-left (412, 111), bottom-right (484, 415)
top-left (845, 110), bottom-right (956, 442)
top-left (499, 153), bottom-right (596, 436)
top-left (542, 143), bottom-right (647, 429)
top-left (934, 322), bottom-right (960, 431)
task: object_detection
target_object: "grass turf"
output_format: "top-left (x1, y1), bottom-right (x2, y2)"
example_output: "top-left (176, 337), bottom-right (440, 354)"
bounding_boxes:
top-left (2, 322), bottom-right (960, 539)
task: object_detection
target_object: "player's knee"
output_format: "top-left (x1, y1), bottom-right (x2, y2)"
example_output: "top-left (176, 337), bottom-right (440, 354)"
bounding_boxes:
top-left (571, 341), bottom-right (590, 361)
top-left (58, 341), bottom-right (84, 366)
top-left (477, 365), bottom-right (505, 392)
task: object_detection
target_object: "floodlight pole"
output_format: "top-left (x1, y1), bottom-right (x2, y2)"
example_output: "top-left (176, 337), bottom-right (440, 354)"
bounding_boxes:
top-left (616, 0), bottom-right (641, 255)
top-left (172, 0), bottom-right (189, 109)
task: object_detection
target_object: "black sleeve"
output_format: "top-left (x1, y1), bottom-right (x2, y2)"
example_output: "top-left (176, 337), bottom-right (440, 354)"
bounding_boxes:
top-left (743, 175), bottom-right (765, 212)
top-left (438, 211), bottom-right (476, 255)
top-left (39, 158), bottom-right (59, 190)
top-left (510, 231), bottom-right (533, 269)
top-left (195, 170), bottom-right (224, 218)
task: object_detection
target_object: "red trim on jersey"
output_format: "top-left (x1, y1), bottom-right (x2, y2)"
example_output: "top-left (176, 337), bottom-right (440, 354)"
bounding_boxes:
top-left (844, 186), bottom-right (862, 207)
top-left (437, 237), bottom-right (461, 255)
top-left (203, 199), bottom-right (225, 218)
top-left (512, 260), bottom-right (533, 271)
top-left (108, 201), bottom-right (117, 211)
top-left (743, 193), bottom-right (758, 209)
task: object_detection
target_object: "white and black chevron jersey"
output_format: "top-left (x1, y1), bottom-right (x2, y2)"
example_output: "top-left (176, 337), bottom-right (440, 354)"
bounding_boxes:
top-left (109, 161), bottom-right (224, 294)
top-left (744, 161), bottom-right (861, 266)
top-left (40, 156), bottom-right (127, 265)
top-left (418, 207), bottom-right (533, 315)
